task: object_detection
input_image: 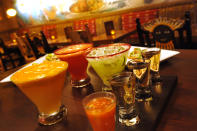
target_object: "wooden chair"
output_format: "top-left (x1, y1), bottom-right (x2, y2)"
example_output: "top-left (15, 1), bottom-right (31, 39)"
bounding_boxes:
top-left (136, 12), bottom-right (190, 50)
top-left (40, 31), bottom-right (57, 53)
top-left (66, 27), bottom-right (93, 44)
top-left (0, 45), bottom-right (5, 72)
top-left (137, 18), bottom-right (176, 49)
top-left (25, 33), bottom-right (42, 59)
top-left (64, 26), bottom-right (73, 39)
top-left (15, 35), bottom-right (36, 63)
top-left (73, 19), bottom-right (96, 36)
top-left (177, 11), bottom-right (192, 49)
top-left (0, 38), bottom-right (25, 71)
top-left (121, 9), bottom-right (158, 46)
top-left (79, 24), bottom-right (93, 43)
top-left (136, 18), bottom-right (152, 47)
top-left (0, 57), bottom-right (5, 73)
top-left (104, 21), bottom-right (115, 36)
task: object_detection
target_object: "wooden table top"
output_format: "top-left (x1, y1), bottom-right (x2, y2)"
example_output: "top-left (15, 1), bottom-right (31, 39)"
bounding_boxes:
top-left (92, 30), bottom-right (136, 43)
top-left (156, 49), bottom-right (197, 131)
top-left (0, 49), bottom-right (197, 131)
top-left (47, 36), bottom-right (71, 46)
top-left (48, 30), bottom-right (136, 46)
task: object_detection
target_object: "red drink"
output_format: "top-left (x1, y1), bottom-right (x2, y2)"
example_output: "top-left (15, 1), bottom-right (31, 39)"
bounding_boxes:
top-left (54, 43), bottom-right (93, 87)
top-left (83, 92), bottom-right (116, 131)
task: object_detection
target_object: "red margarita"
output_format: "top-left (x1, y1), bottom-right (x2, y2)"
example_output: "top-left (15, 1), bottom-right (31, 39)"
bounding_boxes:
top-left (54, 43), bottom-right (93, 87)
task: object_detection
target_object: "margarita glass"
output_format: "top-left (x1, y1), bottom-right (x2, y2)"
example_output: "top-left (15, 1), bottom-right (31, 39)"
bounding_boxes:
top-left (54, 43), bottom-right (93, 87)
top-left (11, 61), bottom-right (68, 125)
top-left (86, 43), bottom-right (131, 91)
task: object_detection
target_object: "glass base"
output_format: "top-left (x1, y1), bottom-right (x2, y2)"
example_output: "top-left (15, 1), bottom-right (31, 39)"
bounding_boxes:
top-left (135, 86), bottom-right (152, 102)
top-left (153, 82), bottom-right (162, 94)
top-left (119, 114), bottom-right (140, 126)
top-left (38, 105), bottom-right (67, 126)
top-left (118, 107), bottom-right (140, 126)
top-left (151, 72), bottom-right (161, 83)
top-left (71, 77), bottom-right (90, 88)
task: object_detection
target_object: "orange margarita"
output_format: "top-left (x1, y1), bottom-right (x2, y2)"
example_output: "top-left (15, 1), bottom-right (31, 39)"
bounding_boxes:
top-left (11, 61), bottom-right (68, 125)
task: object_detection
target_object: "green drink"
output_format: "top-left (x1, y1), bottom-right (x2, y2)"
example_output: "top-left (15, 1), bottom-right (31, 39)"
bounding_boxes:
top-left (86, 43), bottom-right (131, 91)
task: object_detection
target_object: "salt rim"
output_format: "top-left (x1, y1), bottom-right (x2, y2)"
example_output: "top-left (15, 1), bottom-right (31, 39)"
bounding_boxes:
top-left (87, 43), bottom-right (131, 58)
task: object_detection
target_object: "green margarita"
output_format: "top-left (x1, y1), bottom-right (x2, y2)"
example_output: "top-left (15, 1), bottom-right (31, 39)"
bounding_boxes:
top-left (86, 43), bottom-right (131, 89)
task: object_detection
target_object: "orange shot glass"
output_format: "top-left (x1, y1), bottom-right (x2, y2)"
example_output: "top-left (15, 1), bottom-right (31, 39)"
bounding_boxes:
top-left (82, 92), bottom-right (116, 131)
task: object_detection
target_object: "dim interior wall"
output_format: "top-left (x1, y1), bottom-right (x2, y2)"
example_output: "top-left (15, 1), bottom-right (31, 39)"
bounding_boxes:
top-left (0, 3), bottom-right (196, 42)
top-left (158, 3), bottom-right (194, 22)
top-left (26, 3), bottom-right (197, 37)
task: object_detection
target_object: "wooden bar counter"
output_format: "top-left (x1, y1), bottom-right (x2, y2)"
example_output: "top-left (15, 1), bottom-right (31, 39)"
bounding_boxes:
top-left (0, 49), bottom-right (197, 131)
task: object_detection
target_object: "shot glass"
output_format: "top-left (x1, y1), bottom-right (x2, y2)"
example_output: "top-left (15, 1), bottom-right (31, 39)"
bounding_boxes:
top-left (127, 60), bottom-right (152, 101)
top-left (142, 48), bottom-right (161, 82)
top-left (109, 72), bottom-right (140, 126)
top-left (11, 61), bottom-right (68, 125)
top-left (82, 92), bottom-right (116, 131)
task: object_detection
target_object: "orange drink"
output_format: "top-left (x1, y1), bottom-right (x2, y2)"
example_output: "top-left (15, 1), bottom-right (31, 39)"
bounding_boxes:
top-left (83, 92), bottom-right (116, 131)
top-left (54, 43), bottom-right (93, 87)
top-left (11, 61), bottom-right (68, 125)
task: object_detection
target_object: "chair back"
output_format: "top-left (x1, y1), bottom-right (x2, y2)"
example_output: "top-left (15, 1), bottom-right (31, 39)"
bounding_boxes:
top-left (0, 57), bottom-right (5, 72)
top-left (0, 39), bottom-right (5, 72)
top-left (69, 30), bottom-right (85, 44)
top-left (177, 11), bottom-right (192, 49)
top-left (15, 35), bottom-right (36, 63)
top-left (40, 31), bottom-right (52, 53)
top-left (25, 33), bottom-right (41, 59)
top-left (153, 24), bottom-right (175, 50)
top-left (104, 21), bottom-right (115, 36)
top-left (73, 19), bottom-right (96, 36)
top-left (64, 26), bottom-right (73, 39)
top-left (136, 18), bottom-right (152, 47)
top-left (69, 29), bottom-right (93, 44)
top-left (137, 12), bottom-right (190, 50)
top-left (80, 24), bottom-right (93, 43)
top-left (121, 10), bottom-right (158, 46)
top-left (138, 18), bottom-right (176, 50)
top-left (0, 38), bottom-right (8, 52)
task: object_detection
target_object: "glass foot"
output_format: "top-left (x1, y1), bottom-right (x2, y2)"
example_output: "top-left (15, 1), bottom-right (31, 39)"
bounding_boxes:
top-left (151, 72), bottom-right (161, 83)
top-left (38, 105), bottom-right (67, 126)
top-left (136, 94), bottom-right (153, 102)
top-left (135, 87), bottom-right (153, 102)
top-left (119, 115), bottom-right (140, 126)
top-left (118, 107), bottom-right (140, 126)
top-left (71, 77), bottom-right (90, 88)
